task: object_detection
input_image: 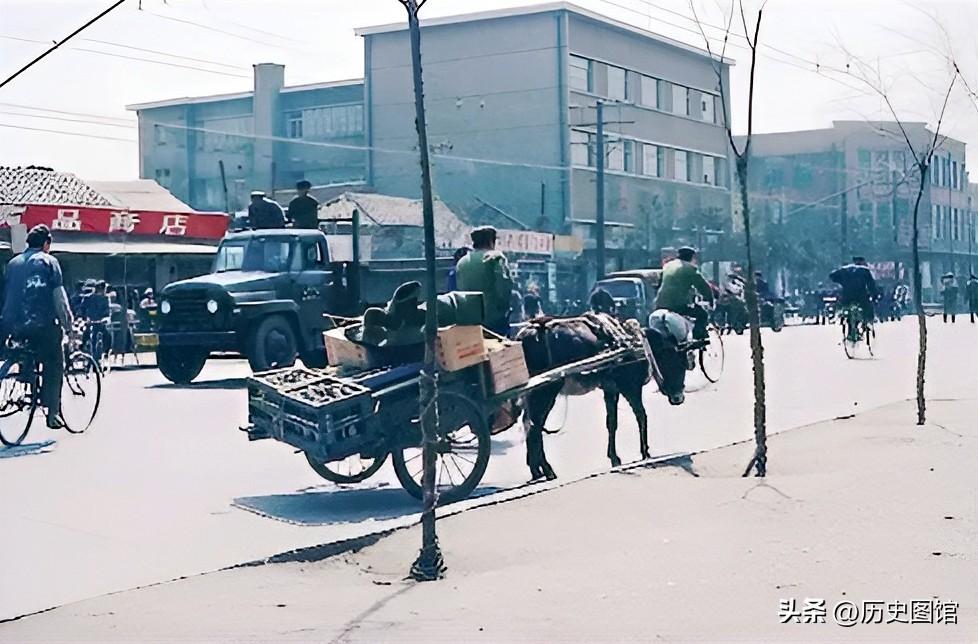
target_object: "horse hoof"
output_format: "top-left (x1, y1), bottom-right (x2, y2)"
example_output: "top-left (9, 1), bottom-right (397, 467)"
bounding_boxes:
top-left (641, 452), bottom-right (651, 461)
top-left (610, 457), bottom-right (622, 468)
top-left (543, 466), bottom-right (557, 481)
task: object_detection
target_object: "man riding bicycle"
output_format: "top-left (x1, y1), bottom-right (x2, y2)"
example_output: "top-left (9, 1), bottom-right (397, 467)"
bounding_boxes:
top-left (654, 246), bottom-right (714, 340)
top-left (829, 256), bottom-right (878, 327)
top-left (0, 225), bottom-right (74, 429)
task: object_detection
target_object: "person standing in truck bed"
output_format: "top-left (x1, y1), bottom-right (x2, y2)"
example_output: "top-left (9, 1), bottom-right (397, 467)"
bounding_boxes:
top-left (247, 190), bottom-right (285, 229)
top-left (287, 180), bottom-right (320, 230)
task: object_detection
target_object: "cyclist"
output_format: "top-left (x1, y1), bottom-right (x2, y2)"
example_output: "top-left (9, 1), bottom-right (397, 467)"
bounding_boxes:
top-left (829, 256), bottom-right (878, 330)
top-left (82, 281), bottom-right (112, 363)
top-left (654, 246), bottom-right (714, 340)
top-left (0, 225), bottom-right (74, 429)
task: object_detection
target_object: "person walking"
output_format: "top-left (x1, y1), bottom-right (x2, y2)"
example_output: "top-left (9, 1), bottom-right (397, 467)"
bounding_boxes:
top-left (445, 247), bottom-right (469, 292)
top-left (0, 225), bottom-right (73, 429)
top-left (455, 226), bottom-right (514, 337)
top-left (287, 180), bottom-right (320, 229)
top-left (247, 190), bottom-right (285, 229)
top-left (966, 275), bottom-right (978, 323)
top-left (523, 283), bottom-right (543, 319)
top-left (940, 273), bottom-right (958, 323)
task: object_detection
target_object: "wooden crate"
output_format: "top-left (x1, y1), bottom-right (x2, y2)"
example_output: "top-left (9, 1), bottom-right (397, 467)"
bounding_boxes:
top-left (486, 339), bottom-right (530, 394)
top-left (324, 326), bottom-right (372, 370)
top-left (436, 325), bottom-right (487, 372)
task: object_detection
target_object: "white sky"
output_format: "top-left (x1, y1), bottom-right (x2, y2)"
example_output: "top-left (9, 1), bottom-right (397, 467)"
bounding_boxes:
top-left (1, 0), bottom-right (976, 180)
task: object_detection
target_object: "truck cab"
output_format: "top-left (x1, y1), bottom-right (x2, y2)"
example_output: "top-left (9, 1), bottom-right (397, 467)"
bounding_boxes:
top-left (156, 229), bottom-right (343, 384)
top-left (591, 269), bottom-right (662, 323)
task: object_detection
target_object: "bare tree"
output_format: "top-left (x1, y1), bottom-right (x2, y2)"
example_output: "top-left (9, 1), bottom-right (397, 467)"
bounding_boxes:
top-left (690, 0), bottom-right (770, 476)
top-left (838, 43), bottom-right (958, 426)
top-left (398, 0), bottom-right (445, 581)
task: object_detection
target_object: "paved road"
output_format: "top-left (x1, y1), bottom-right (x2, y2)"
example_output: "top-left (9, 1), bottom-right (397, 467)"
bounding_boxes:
top-left (3, 318), bottom-right (977, 619)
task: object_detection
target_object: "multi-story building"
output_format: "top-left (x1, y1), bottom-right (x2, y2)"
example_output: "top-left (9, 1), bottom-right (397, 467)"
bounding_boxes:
top-left (128, 69), bottom-right (366, 213)
top-left (741, 121), bottom-right (972, 299)
top-left (129, 3), bottom-right (734, 288)
top-left (359, 3), bottom-right (732, 277)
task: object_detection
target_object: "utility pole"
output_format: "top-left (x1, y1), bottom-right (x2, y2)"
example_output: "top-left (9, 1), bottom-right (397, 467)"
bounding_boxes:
top-left (400, 0), bottom-right (444, 582)
top-left (840, 188), bottom-right (848, 263)
top-left (595, 100), bottom-right (606, 279)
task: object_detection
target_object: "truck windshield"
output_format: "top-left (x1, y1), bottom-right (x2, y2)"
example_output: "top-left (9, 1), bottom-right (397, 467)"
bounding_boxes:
top-left (213, 239), bottom-right (293, 273)
top-left (596, 279), bottom-right (641, 299)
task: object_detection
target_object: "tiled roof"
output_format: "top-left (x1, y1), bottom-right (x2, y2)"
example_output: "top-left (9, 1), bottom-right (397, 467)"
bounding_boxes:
top-left (320, 192), bottom-right (470, 248)
top-left (0, 166), bottom-right (111, 207)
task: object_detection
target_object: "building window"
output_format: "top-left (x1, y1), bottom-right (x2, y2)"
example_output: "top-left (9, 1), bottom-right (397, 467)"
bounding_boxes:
top-left (932, 205), bottom-right (939, 239)
top-left (154, 168), bottom-right (171, 189)
top-left (153, 124), bottom-right (167, 145)
top-left (701, 94), bottom-right (715, 123)
top-left (302, 104), bottom-right (364, 138)
top-left (607, 65), bottom-right (626, 101)
top-left (642, 144), bottom-right (661, 177)
top-left (571, 129), bottom-right (591, 166)
top-left (703, 156), bottom-right (716, 185)
top-left (952, 208), bottom-right (959, 240)
top-left (674, 150), bottom-right (688, 181)
top-left (199, 115), bottom-right (254, 152)
top-left (672, 84), bottom-right (689, 117)
top-left (569, 55), bottom-right (593, 93)
top-left (607, 138), bottom-right (624, 171)
top-left (287, 112), bottom-right (303, 139)
top-left (623, 140), bottom-right (634, 172)
top-left (640, 75), bottom-right (658, 109)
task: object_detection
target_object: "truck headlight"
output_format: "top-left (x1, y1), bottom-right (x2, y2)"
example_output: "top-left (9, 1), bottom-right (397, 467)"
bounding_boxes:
top-left (207, 299), bottom-right (219, 314)
top-left (160, 300), bottom-right (171, 314)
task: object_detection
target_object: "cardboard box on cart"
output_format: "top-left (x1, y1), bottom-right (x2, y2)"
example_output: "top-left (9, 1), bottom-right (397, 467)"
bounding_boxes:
top-left (485, 338), bottom-right (530, 394)
top-left (435, 325), bottom-right (487, 372)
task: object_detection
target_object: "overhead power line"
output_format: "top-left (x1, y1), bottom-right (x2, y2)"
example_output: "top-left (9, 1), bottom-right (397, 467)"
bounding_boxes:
top-left (0, 35), bottom-right (250, 78)
top-left (0, 0), bottom-right (129, 91)
top-left (0, 122), bottom-right (137, 143)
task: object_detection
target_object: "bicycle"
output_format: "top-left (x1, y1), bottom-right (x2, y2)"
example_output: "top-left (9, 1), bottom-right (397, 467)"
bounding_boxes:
top-left (683, 323), bottom-right (725, 383)
top-left (0, 334), bottom-right (102, 446)
top-left (77, 319), bottom-right (111, 374)
top-left (841, 303), bottom-right (875, 359)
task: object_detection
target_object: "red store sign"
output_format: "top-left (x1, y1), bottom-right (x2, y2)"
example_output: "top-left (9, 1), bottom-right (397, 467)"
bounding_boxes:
top-left (3, 205), bottom-right (228, 240)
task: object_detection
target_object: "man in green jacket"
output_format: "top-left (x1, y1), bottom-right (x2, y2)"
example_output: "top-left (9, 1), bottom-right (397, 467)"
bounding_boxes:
top-left (455, 226), bottom-right (514, 336)
top-left (654, 246), bottom-right (715, 339)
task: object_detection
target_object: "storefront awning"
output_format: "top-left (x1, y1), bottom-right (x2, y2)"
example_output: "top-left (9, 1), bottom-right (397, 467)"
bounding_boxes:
top-left (50, 240), bottom-right (218, 255)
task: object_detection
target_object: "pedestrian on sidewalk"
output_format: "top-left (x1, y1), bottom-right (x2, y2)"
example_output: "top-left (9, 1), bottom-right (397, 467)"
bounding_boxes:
top-left (941, 273), bottom-right (958, 323)
top-left (967, 274), bottom-right (978, 323)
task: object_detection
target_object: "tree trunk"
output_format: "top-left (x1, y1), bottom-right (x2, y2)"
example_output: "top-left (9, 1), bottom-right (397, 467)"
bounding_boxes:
top-left (737, 156), bottom-right (768, 477)
top-left (910, 168), bottom-right (928, 425)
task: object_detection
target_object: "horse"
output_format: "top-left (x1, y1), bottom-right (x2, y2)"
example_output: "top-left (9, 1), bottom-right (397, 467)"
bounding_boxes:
top-left (515, 313), bottom-right (688, 481)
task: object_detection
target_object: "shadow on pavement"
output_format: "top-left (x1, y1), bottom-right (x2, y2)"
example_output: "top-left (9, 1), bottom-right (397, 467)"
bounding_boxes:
top-left (147, 377), bottom-right (248, 391)
top-left (0, 439), bottom-right (56, 459)
top-left (233, 484), bottom-right (504, 526)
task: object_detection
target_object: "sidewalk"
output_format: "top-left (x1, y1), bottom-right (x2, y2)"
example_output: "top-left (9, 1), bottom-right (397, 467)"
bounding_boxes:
top-left (2, 398), bottom-right (975, 643)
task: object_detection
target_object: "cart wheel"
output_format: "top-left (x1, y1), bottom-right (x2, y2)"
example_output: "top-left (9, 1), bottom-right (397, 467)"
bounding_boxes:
top-left (305, 451), bottom-right (388, 484)
top-left (391, 390), bottom-right (491, 506)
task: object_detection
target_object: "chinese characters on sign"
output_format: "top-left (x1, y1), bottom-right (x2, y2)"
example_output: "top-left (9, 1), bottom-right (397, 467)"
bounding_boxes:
top-left (109, 211), bottom-right (141, 234)
top-left (6, 205), bottom-right (228, 239)
top-left (159, 214), bottom-right (188, 236)
top-left (52, 209), bottom-right (82, 232)
top-left (779, 598), bottom-right (958, 626)
top-left (494, 229), bottom-right (554, 256)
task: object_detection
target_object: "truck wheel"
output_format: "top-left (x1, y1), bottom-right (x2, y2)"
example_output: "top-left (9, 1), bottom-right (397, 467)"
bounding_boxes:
top-left (248, 315), bottom-right (298, 373)
top-left (157, 346), bottom-right (207, 384)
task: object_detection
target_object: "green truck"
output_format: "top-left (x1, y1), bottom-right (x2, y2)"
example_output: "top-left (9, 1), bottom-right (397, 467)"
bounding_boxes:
top-left (155, 228), bottom-right (450, 384)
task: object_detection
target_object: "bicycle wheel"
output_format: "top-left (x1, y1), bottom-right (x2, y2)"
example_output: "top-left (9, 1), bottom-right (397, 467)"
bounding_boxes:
top-left (62, 352), bottom-right (101, 434)
top-left (842, 315), bottom-right (857, 359)
top-left (699, 327), bottom-right (725, 383)
top-left (0, 361), bottom-right (39, 446)
top-left (865, 323), bottom-right (876, 357)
